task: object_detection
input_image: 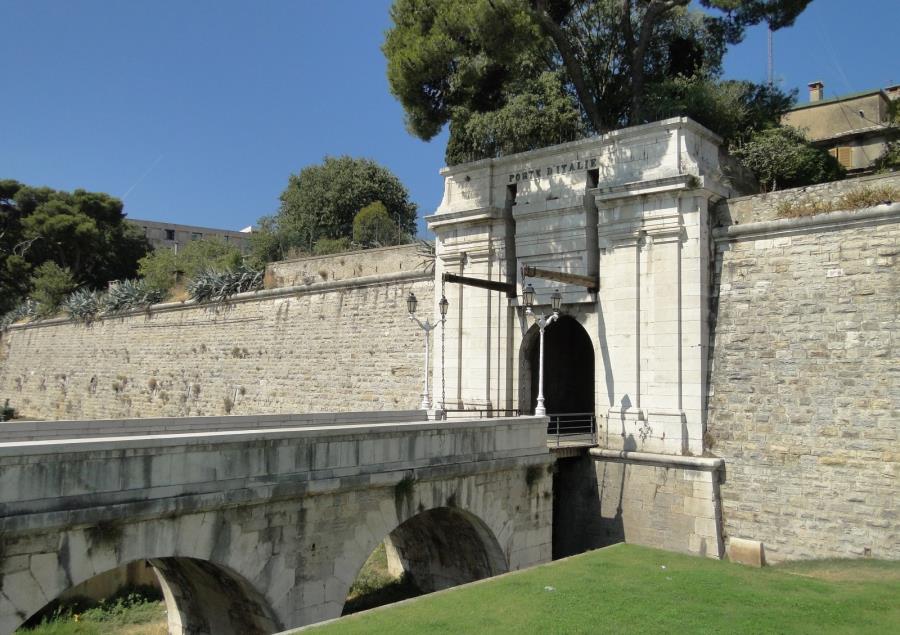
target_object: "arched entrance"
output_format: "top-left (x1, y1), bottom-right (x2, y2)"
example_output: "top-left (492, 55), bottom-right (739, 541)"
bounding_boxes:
top-left (13, 556), bottom-right (280, 635)
top-left (520, 315), bottom-right (595, 417)
top-left (343, 506), bottom-right (507, 615)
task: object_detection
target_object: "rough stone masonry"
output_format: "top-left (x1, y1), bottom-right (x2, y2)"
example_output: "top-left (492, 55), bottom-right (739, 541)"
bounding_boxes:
top-left (0, 245), bottom-right (433, 420)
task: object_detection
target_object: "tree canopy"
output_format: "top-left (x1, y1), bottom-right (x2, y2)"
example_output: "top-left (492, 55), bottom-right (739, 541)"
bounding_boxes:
top-left (730, 126), bottom-right (845, 192)
top-left (0, 180), bottom-right (150, 315)
top-left (251, 156), bottom-right (417, 264)
top-left (353, 201), bottom-right (402, 247)
top-left (384, 0), bottom-right (812, 164)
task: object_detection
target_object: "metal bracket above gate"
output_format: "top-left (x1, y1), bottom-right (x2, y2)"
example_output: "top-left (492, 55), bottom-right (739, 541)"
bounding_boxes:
top-left (441, 272), bottom-right (517, 298)
top-left (521, 265), bottom-right (598, 293)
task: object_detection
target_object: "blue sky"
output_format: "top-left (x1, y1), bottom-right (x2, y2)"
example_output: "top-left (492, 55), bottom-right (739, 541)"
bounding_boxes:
top-left (2, 1), bottom-right (897, 236)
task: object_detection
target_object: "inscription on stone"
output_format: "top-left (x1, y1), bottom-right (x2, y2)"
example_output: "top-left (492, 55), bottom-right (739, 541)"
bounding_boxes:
top-left (508, 157), bottom-right (598, 182)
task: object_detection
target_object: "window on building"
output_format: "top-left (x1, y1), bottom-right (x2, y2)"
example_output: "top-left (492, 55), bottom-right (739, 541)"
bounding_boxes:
top-left (165, 229), bottom-right (175, 241)
top-left (829, 146), bottom-right (853, 169)
top-left (223, 235), bottom-right (230, 243)
top-left (191, 232), bottom-right (202, 240)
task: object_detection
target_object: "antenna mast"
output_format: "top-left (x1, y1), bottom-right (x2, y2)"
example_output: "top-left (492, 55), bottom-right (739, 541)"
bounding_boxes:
top-left (767, 27), bottom-right (774, 86)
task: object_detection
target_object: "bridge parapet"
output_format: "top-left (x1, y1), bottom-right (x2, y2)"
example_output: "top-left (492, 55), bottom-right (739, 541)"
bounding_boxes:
top-left (0, 410), bottom-right (427, 442)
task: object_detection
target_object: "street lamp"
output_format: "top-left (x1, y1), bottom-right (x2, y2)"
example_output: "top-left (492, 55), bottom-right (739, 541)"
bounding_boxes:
top-left (523, 284), bottom-right (562, 416)
top-left (407, 291), bottom-right (449, 411)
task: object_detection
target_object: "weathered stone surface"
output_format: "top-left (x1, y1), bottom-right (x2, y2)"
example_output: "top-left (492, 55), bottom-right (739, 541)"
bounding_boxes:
top-left (265, 244), bottom-right (426, 288)
top-left (0, 273), bottom-right (433, 421)
top-left (0, 415), bottom-right (552, 634)
top-left (708, 189), bottom-right (900, 562)
top-left (589, 450), bottom-right (725, 558)
top-left (715, 172), bottom-right (900, 225)
top-left (727, 538), bottom-right (766, 567)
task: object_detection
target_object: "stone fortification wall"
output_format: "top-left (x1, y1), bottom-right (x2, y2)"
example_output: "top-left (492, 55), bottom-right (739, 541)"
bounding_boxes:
top-left (265, 243), bottom-right (428, 288)
top-left (708, 189), bottom-right (900, 561)
top-left (0, 267), bottom-right (434, 421)
top-left (716, 172), bottom-right (900, 225)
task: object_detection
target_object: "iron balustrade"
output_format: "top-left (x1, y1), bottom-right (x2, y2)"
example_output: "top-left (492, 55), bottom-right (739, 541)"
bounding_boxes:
top-left (442, 408), bottom-right (521, 420)
top-left (547, 412), bottom-right (597, 447)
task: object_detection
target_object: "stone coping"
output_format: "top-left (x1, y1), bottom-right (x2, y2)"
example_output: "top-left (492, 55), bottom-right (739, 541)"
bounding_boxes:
top-left (590, 448), bottom-right (724, 471)
top-left (0, 415), bottom-right (548, 456)
top-left (712, 202), bottom-right (900, 242)
top-left (3, 269), bottom-right (429, 332)
top-left (0, 410), bottom-right (427, 441)
top-left (268, 242), bottom-right (426, 266)
top-left (721, 172), bottom-right (899, 207)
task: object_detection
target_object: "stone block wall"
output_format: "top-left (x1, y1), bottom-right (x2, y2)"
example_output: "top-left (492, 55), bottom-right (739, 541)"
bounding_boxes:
top-left (265, 244), bottom-right (427, 288)
top-left (591, 451), bottom-right (724, 558)
top-left (0, 273), bottom-right (434, 421)
top-left (708, 197), bottom-right (900, 561)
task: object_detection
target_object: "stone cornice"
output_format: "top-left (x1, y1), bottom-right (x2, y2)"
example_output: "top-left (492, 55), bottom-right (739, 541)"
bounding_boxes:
top-left (425, 206), bottom-right (504, 230)
top-left (438, 117), bottom-right (722, 177)
top-left (713, 202), bottom-right (900, 242)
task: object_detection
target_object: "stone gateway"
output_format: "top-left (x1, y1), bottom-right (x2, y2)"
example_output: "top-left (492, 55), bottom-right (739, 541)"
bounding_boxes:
top-left (0, 117), bottom-right (897, 634)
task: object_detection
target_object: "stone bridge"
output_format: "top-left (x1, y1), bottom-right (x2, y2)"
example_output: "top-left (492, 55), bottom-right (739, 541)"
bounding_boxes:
top-left (0, 412), bottom-right (553, 634)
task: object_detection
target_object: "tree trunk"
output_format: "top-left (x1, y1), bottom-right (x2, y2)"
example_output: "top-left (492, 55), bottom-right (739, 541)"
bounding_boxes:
top-left (530, 1), bottom-right (606, 135)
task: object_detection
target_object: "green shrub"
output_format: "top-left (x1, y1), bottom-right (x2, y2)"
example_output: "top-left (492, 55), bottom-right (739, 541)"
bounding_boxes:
top-left (30, 261), bottom-right (77, 317)
top-left (62, 288), bottom-right (102, 322)
top-left (138, 238), bottom-right (242, 293)
top-left (353, 201), bottom-right (400, 247)
top-left (731, 126), bottom-right (845, 192)
top-left (187, 264), bottom-right (263, 303)
top-left (0, 299), bottom-right (37, 328)
top-left (101, 279), bottom-right (165, 314)
top-left (1, 399), bottom-right (14, 421)
top-left (312, 236), bottom-right (352, 255)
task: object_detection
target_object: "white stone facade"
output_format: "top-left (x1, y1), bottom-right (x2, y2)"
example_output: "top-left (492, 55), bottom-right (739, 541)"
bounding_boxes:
top-left (428, 117), bottom-right (735, 456)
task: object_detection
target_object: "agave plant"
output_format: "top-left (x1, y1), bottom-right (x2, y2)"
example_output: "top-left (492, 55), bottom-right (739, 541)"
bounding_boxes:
top-left (187, 265), bottom-right (263, 303)
top-left (0, 300), bottom-right (38, 329)
top-left (101, 279), bottom-right (165, 315)
top-left (63, 288), bottom-right (102, 322)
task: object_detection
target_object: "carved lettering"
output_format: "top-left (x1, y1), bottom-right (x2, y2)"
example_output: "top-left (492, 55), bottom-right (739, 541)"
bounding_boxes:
top-left (505, 155), bottom-right (597, 182)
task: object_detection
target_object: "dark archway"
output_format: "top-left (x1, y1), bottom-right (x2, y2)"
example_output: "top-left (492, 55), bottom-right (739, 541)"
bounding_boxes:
top-left (343, 506), bottom-right (507, 615)
top-left (16, 557), bottom-right (280, 635)
top-left (520, 314), bottom-right (595, 416)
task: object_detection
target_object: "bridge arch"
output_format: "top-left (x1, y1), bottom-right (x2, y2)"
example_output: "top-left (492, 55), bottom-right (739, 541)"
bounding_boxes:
top-left (519, 314), bottom-right (595, 416)
top-left (5, 520), bottom-right (281, 635)
top-left (338, 492), bottom-right (510, 615)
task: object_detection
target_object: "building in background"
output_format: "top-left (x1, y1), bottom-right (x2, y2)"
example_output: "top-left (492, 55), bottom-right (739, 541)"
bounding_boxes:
top-left (127, 218), bottom-right (253, 254)
top-left (782, 81), bottom-right (899, 174)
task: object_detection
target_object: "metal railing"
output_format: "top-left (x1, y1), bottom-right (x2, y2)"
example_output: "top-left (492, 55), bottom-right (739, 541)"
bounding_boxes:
top-left (442, 408), bottom-right (521, 420)
top-left (547, 412), bottom-right (597, 447)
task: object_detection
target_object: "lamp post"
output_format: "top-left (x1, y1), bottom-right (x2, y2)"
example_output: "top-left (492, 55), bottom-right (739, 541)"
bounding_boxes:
top-left (407, 291), bottom-right (449, 411)
top-left (523, 284), bottom-right (562, 416)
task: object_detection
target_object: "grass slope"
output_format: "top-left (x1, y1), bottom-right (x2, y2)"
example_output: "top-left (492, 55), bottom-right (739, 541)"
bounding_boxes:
top-left (310, 544), bottom-right (900, 635)
top-left (18, 593), bottom-right (166, 635)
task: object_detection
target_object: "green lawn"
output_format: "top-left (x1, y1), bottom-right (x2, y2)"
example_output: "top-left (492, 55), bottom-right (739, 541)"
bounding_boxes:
top-left (308, 544), bottom-right (900, 635)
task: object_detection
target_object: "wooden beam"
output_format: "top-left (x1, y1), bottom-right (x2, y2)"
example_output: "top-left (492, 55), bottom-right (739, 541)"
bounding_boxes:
top-left (521, 265), bottom-right (598, 292)
top-left (442, 273), bottom-right (517, 297)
